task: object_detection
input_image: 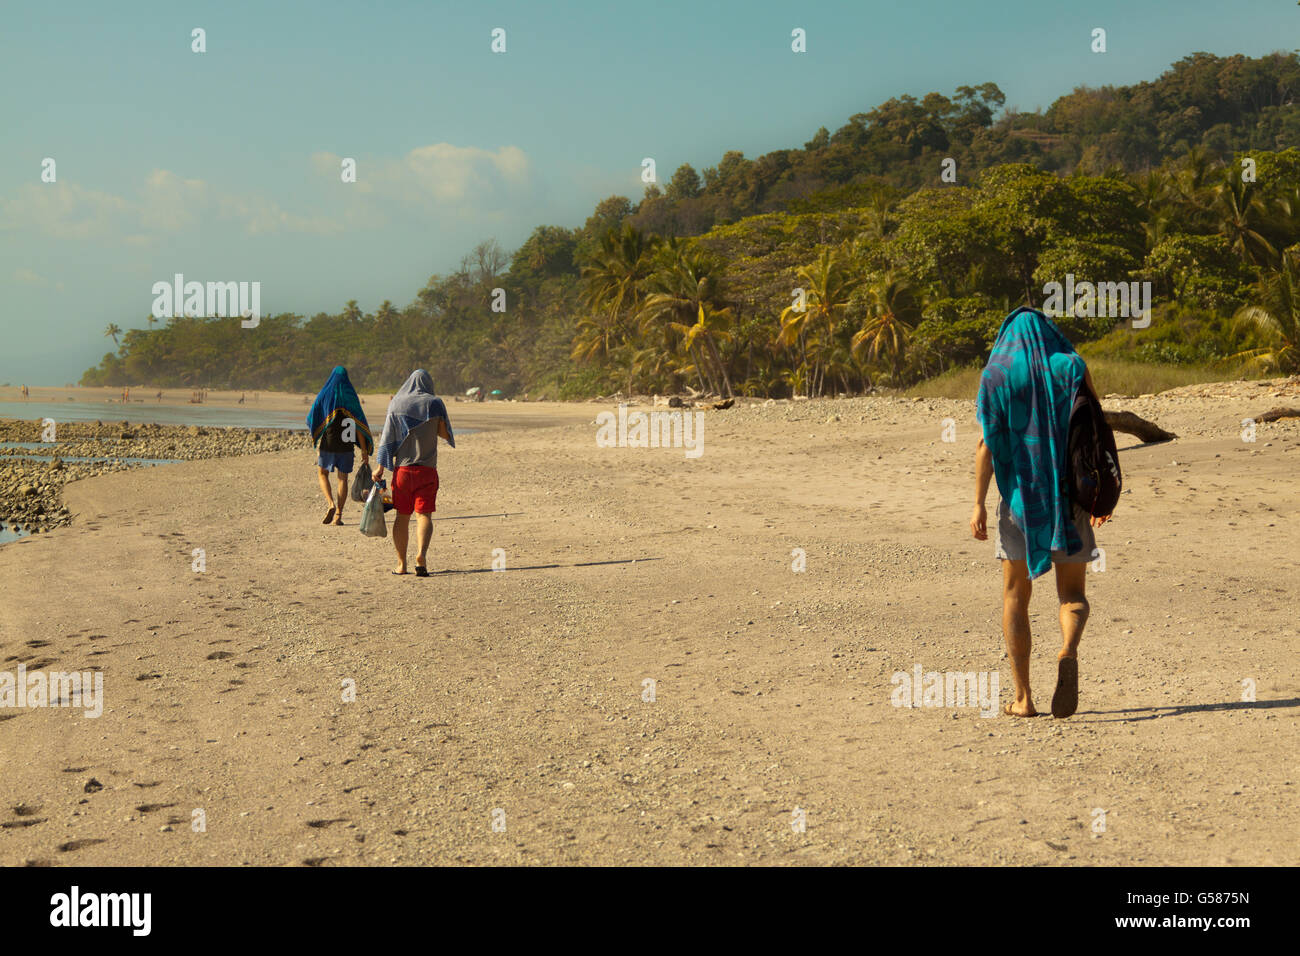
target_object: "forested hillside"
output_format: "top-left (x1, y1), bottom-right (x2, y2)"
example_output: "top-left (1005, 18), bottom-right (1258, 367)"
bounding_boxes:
top-left (85, 51), bottom-right (1300, 397)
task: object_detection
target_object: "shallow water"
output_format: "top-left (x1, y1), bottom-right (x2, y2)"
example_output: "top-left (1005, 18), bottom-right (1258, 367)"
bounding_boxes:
top-left (0, 400), bottom-right (309, 430)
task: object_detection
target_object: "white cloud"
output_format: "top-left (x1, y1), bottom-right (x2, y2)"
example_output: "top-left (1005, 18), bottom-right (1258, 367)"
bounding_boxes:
top-left (218, 195), bottom-right (344, 236)
top-left (0, 183), bottom-right (131, 239)
top-left (0, 171), bottom-right (342, 241)
top-left (138, 169), bottom-right (209, 232)
top-left (314, 143), bottom-right (530, 208)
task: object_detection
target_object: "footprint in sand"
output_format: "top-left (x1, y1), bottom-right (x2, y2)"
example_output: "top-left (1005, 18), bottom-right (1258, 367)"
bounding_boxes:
top-left (57, 838), bottom-right (107, 853)
top-left (306, 818), bottom-right (349, 829)
top-left (134, 803), bottom-right (176, 814)
top-left (207, 651), bottom-right (235, 660)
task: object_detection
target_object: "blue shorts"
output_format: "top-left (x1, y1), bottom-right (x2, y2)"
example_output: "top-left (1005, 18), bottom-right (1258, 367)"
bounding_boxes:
top-left (317, 451), bottom-right (354, 474)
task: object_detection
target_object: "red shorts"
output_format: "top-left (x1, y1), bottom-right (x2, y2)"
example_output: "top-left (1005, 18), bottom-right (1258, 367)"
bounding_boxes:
top-left (392, 465), bottom-right (438, 515)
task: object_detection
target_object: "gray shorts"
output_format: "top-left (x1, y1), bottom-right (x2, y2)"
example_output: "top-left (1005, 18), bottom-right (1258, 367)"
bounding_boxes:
top-left (994, 498), bottom-right (1097, 564)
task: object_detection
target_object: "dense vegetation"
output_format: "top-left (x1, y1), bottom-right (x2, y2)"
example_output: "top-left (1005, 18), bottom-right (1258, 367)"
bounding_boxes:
top-left (85, 51), bottom-right (1300, 397)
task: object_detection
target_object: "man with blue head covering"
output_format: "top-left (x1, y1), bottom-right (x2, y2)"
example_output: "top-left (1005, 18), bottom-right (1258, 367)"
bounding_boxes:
top-left (308, 366), bottom-right (373, 525)
top-left (971, 308), bottom-right (1111, 719)
top-left (372, 370), bottom-right (454, 576)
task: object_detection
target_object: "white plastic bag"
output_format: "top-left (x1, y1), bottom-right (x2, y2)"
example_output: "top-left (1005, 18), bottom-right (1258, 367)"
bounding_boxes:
top-left (360, 482), bottom-right (387, 538)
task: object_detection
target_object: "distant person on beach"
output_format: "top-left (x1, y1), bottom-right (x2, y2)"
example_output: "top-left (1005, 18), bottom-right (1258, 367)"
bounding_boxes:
top-left (308, 366), bottom-right (374, 526)
top-left (21, 385), bottom-right (28, 400)
top-left (371, 370), bottom-right (454, 576)
top-left (970, 308), bottom-right (1110, 719)
top-left (156, 390), bottom-right (162, 402)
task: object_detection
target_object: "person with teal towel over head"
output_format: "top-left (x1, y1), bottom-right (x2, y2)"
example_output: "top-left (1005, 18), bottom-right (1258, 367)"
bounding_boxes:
top-left (308, 366), bottom-right (373, 526)
top-left (971, 308), bottom-right (1111, 719)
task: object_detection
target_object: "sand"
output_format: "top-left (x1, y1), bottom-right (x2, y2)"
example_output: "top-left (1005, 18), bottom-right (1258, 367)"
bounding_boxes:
top-left (0, 388), bottom-right (1297, 866)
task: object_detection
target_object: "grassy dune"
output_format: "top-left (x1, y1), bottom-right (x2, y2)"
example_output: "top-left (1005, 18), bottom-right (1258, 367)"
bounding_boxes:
top-left (905, 356), bottom-right (1261, 401)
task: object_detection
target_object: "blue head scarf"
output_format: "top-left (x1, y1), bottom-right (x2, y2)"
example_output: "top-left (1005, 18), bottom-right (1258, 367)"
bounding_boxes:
top-left (976, 308), bottom-right (1087, 579)
top-left (307, 366), bottom-right (373, 454)
top-left (375, 369), bottom-right (454, 470)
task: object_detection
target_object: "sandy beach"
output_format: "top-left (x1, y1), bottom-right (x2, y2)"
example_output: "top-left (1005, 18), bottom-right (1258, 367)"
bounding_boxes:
top-left (0, 387), bottom-right (1297, 866)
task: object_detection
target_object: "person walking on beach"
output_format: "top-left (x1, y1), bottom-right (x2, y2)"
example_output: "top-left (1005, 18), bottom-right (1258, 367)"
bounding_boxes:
top-left (371, 370), bottom-right (454, 576)
top-left (308, 366), bottom-right (373, 526)
top-left (20, 385), bottom-right (28, 400)
top-left (970, 308), bottom-right (1110, 719)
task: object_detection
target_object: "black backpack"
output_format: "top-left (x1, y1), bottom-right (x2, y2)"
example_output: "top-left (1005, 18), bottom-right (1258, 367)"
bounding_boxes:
top-left (1065, 381), bottom-right (1121, 517)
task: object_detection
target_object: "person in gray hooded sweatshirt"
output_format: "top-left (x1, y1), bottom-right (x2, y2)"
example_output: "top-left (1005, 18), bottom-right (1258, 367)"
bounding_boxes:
top-left (371, 370), bottom-right (454, 576)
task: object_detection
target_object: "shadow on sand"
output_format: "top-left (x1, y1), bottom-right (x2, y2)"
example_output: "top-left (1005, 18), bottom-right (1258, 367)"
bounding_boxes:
top-left (437, 513), bottom-right (524, 520)
top-left (427, 557), bottom-right (661, 576)
top-left (1077, 697), bottom-right (1300, 722)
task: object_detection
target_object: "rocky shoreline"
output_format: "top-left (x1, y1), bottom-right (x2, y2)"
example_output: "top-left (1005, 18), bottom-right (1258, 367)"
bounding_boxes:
top-left (0, 419), bottom-right (310, 536)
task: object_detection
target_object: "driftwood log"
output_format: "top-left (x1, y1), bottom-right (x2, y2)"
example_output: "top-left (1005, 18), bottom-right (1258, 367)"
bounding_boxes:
top-left (1253, 406), bottom-right (1300, 423)
top-left (1103, 410), bottom-right (1177, 444)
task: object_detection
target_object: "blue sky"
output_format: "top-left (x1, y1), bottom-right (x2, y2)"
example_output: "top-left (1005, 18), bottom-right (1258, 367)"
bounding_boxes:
top-left (1, 0), bottom-right (1295, 384)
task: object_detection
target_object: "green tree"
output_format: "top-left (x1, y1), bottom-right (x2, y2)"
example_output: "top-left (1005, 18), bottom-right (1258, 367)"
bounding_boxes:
top-left (1232, 248), bottom-right (1300, 372)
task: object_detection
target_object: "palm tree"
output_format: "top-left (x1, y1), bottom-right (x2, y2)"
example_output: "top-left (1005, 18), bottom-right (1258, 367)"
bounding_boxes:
top-left (671, 304), bottom-right (735, 398)
top-left (581, 223), bottom-right (657, 328)
top-left (778, 246), bottom-right (860, 396)
top-left (639, 243), bottom-right (734, 397)
top-left (571, 312), bottom-right (620, 364)
top-left (342, 299), bottom-right (363, 323)
top-left (375, 300), bottom-right (398, 327)
top-left (104, 323), bottom-right (122, 346)
top-left (851, 273), bottom-right (921, 383)
top-left (1231, 249), bottom-right (1300, 374)
top-left (1212, 174), bottom-right (1276, 267)
top-left (1170, 146), bottom-right (1217, 220)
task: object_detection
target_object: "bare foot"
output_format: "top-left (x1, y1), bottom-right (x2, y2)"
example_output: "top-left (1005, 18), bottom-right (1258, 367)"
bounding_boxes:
top-left (1004, 699), bottom-right (1039, 717)
top-left (322, 506), bottom-right (336, 524)
top-left (333, 514), bottom-right (344, 526)
top-left (392, 566), bottom-right (408, 575)
top-left (1051, 656), bottom-right (1079, 718)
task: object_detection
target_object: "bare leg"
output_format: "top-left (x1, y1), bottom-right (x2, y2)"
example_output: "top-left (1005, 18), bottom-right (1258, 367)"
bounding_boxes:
top-left (1049, 561), bottom-right (1088, 718)
top-left (1054, 561), bottom-right (1089, 658)
top-left (414, 513), bottom-right (433, 568)
top-left (1001, 559), bottom-right (1037, 716)
top-left (317, 468), bottom-right (336, 522)
top-left (391, 512), bottom-right (410, 573)
top-left (334, 473), bottom-right (349, 523)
